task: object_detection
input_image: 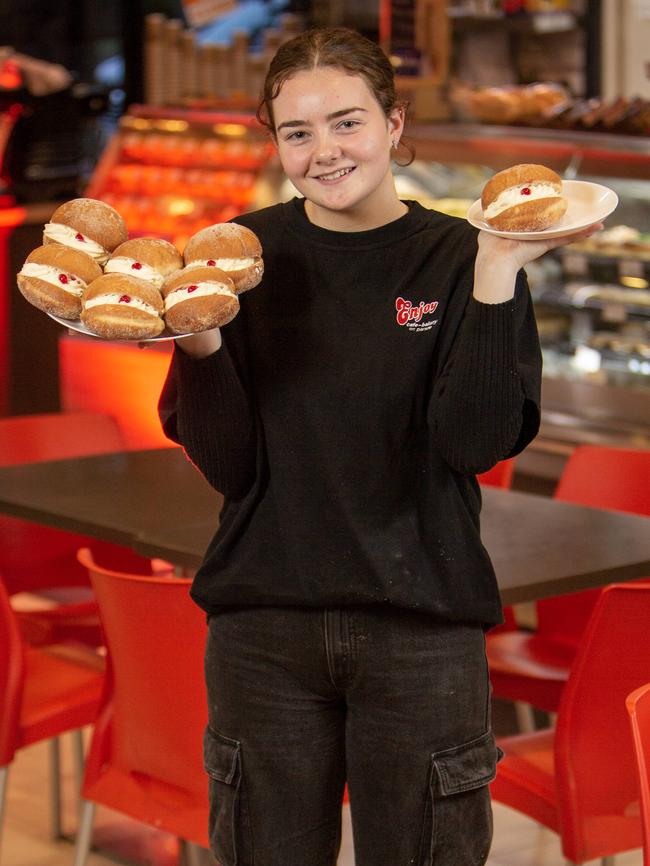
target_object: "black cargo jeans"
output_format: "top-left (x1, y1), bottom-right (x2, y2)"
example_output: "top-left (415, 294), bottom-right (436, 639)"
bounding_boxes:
top-left (203, 605), bottom-right (501, 866)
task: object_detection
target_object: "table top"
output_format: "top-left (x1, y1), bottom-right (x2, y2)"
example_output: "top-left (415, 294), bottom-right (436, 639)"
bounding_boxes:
top-left (1, 447), bottom-right (649, 605)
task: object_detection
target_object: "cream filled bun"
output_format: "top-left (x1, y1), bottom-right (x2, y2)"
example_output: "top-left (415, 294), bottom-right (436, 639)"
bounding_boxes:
top-left (162, 266), bottom-right (239, 335)
top-left (105, 237), bottom-right (183, 289)
top-left (183, 222), bottom-right (263, 293)
top-left (17, 243), bottom-right (102, 319)
top-left (481, 164), bottom-right (568, 232)
top-left (81, 273), bottom-right (165, 340)
top-left (44, 198), bottom-right (128, 266)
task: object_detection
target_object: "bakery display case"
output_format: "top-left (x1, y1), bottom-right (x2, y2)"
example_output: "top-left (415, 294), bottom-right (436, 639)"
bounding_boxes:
top-left (393, 122), bottom-right (650, 485)
top-left (85, 104), bottom-right (277, 252)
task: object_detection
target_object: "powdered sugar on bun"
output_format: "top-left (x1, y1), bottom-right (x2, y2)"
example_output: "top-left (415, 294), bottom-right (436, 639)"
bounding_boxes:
top-left (81, 273), bottom-right (164, 340)
top-left (162, 265), bottom-right (239, 334)
top-left (45, 198), bottom-right (128, 264)
top-left (106, 237), bottom-right (182, 288)
top-left (17, 243), bottom-right (102, 319)
top-left (481, 164), bottom-right (567, 232)
top-left (183, 222), bottom-right (263, 293)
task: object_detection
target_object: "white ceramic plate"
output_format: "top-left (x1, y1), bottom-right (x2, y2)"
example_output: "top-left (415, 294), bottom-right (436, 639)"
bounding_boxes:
top-left (47, 313), bottom-right (194, 342)
top-left (466, 180), bottom-right (619, 240)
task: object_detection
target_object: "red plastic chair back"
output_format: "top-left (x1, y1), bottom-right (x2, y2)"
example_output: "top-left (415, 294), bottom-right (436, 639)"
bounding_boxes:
top-left (0, 411), bottom-right (125, 466)
top-left (477, 458), bottom-right (515, 490)
top-left (554, 583), bottom-right (650, 861)
top-left (77, 548), bottom-right (208, 843)
top-left (0, 576), bottom-right (25, 764)
top-left (0, 569), bottom-right (103, 768)
top-left (555, 444), bottom-right (650, 515)
top-left (625, 683), bottom-right (650, 866)
top-left (627, 682), bottom-right (650, 866)
top-left (536, 445), bottom-right (650, 646)
top-left (0, 412), bottom-right (160, 607)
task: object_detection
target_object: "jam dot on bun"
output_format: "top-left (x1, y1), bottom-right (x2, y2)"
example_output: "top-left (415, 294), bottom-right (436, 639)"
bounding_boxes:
top-left (81, 272), bottom-right (165, 340)
top-left (17, 242), bottom-right (102, 320)
top-left (183, 222), bottom-right (264, 294)
top-left (48, 198), bottom-right (128, 254)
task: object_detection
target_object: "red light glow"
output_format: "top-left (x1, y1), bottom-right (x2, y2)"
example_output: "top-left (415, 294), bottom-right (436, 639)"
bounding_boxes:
top-left (59, 337), bottom-right (176, 450)
top-left (0, 60), bottom-right (22, 91)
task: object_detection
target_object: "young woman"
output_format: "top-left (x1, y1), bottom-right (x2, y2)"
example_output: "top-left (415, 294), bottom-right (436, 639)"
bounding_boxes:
top-left (159, 27), bottom-right (600, 866)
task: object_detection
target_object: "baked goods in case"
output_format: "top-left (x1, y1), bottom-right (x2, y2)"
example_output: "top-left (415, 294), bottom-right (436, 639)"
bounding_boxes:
top-left (162, 266), bottom-right (239, 334)
top-left (481, 164), bottom-right (568, 232)
top-left (44, 198), bottom-right (128, 266)
top-left (17, 243), bottom-right (102, 319)
top-left (105, 237), bottom-right (183, 289)
top-left (81, 273), bottom-right (165, 339)
top-left (183, 223), bottom-right (263, 293)
top-left (451, 82), bottom-right (568, 125)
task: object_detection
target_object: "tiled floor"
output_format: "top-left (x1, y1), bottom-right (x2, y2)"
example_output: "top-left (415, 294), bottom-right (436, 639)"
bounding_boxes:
top-left (1, 735), bottom-right (644, 866)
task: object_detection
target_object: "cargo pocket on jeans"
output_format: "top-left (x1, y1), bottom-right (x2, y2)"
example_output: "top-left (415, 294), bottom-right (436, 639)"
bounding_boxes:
top-left (203, 726), bottom-right (252, 866)
top-left (418, 730), bottom-right (503, 866)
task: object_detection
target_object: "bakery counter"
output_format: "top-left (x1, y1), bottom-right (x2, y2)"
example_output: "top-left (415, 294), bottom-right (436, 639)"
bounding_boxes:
top-left (406, 124), bottom-right (650, 180)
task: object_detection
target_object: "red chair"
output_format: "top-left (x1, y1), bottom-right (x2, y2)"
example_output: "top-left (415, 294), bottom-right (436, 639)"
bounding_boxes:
top-left (487, 445), bottom-right (650, 721)
top-left (0, 573), bottom-right (104, 856)
top-left (477, 458), bottom-right (515, 491)
top-left (0, 411), bottom-right (170, 648)
top-left (491, 581), bottom-right (650, 864)
top-left (627, 682), bottom-right (650, 866)
top-left (72, 548), bottom-right (209, 866)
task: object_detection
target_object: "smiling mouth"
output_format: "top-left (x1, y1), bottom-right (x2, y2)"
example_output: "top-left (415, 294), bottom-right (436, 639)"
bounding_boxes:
top-left (313, 167), bottom-right (355, 181)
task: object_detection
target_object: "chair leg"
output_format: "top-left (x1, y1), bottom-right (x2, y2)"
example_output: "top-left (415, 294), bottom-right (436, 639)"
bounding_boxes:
top-left (178, 839), bottom-right (201, 866)
top-left (72, 800), bottom-right (96, 866)
top-left (72, 729), bottom-right (85, 790)
top-left (0, 765), bottom-right (9, 859)
top-left (48, 737), bottom-right (63, 839)
top-left (514, 701), bottom-right (536, 733)
top-left (180, 839), bottom-right (206, 866)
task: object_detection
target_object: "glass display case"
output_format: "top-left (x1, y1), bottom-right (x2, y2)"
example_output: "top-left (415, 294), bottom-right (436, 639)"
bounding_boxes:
top-left (85, 104), bottom-right (277, 252)
top-left (392, 122), bottom-right (650, 483)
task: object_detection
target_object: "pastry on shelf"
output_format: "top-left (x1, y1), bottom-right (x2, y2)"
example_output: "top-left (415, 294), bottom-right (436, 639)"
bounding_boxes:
top-left (567, 225), bottom-right (650, 259)
top-left (450, 79), bottom-right (650, 134)
top-left (450, 80), bottom-right (568, 124)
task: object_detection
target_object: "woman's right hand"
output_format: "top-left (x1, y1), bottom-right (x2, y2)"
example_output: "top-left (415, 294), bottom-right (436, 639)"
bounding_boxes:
top-left (175, 328), bottom-right (222, 358)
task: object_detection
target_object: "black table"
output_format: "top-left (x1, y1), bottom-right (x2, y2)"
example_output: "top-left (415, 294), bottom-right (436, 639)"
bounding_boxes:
top-left (1, 447), bottom-right (649, 604)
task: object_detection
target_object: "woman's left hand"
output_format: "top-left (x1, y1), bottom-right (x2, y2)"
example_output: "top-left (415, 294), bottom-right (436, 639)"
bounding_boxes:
top-left (473, 221), bottom-right (603, 304)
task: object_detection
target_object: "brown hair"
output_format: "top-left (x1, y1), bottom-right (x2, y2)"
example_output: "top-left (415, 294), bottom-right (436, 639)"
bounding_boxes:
top-left (257, 27), bottom-right (414, 164)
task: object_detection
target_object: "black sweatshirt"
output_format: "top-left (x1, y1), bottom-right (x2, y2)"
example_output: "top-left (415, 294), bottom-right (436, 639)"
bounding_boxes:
top-left (158, 199), bottom-right (542, 626)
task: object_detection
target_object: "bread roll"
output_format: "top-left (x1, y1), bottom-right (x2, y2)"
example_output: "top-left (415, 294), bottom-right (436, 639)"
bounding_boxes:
top-left (81, 273), bottom-right (165, 339)
top-left (44, 198), bottom-right (128, 266)
top-left (183, 222), bottom-right (263, 293)
top-left (162, 266), bottom-right (239, 334)
top-left (17, 243), bottom-right (102, 319)
top-left (481, 164), bottom-right (568, 232)
top-left (105, 237), bottom-right (183, 289)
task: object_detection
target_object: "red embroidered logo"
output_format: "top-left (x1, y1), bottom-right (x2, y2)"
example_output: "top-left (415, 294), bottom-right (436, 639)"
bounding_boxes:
top-left (395, 297), bottom-right (439, 331)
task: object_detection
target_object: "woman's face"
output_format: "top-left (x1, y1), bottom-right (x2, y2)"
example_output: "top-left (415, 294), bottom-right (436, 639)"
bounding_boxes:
top-left (272, 66), bottom-right (404, 229)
